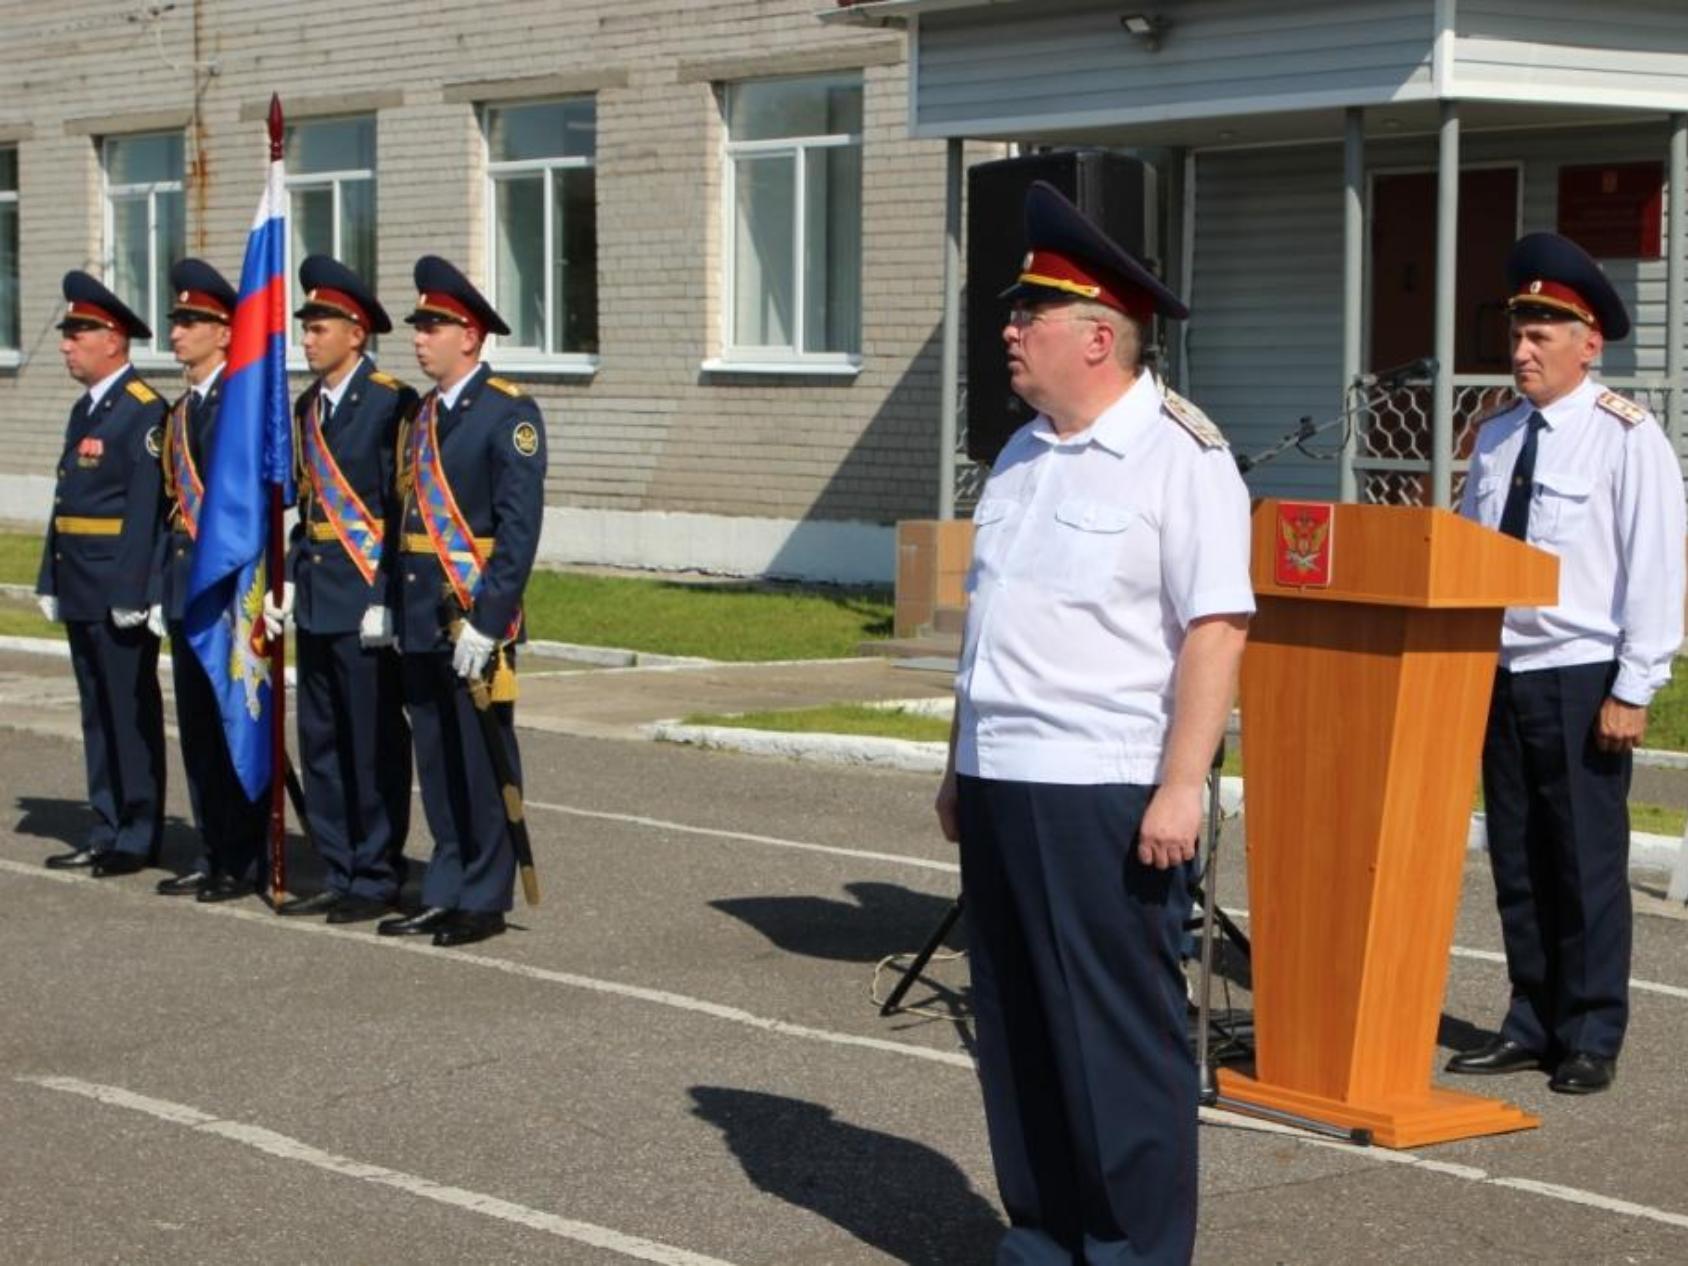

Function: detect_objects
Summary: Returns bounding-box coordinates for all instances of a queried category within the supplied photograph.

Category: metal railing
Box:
[1353,373,1679,506]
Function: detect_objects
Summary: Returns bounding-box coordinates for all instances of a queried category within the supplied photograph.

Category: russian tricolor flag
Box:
[184,112,294,802]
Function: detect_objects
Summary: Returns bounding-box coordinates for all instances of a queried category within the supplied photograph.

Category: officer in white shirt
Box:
[1451,232,1686,1095]
[934,181,1253,1265]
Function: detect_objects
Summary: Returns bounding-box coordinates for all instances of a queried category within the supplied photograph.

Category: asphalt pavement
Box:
[0,647,1685,1264]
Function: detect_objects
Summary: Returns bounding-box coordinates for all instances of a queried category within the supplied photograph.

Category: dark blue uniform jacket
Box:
[37,367,166,621]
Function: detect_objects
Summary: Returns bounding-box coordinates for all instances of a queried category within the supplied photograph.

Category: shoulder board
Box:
[367,369,405,391]
[126,380,159,405]
[1473,395,1521,427]
[1161,389,1226,449]
[486,376,524,398]
[1596,391,1648,428]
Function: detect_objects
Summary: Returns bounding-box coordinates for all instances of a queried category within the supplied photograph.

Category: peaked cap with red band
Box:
[1505,231,1630,342]
[167,258,237,325]
[296,254,393,334]
[1000,180,1188,323]
[57,271,152,339]
[404,255,511,339]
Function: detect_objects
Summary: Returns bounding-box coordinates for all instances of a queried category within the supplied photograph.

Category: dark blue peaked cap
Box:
[296,254,393,334]
[1505,231,1630,343]
[405,255,510,338]
[59,271,152,338]
[1000,180,1188,322]
[167,258,237,324]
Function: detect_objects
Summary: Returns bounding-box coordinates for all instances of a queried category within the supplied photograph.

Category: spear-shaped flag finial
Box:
[267,94,283,161]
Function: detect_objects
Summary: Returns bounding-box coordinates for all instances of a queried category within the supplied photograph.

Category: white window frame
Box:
[101,132,184,365]
[481,100,599,377]
[710,80,863,377]
[284,117,377,368]
[0,146,17,367]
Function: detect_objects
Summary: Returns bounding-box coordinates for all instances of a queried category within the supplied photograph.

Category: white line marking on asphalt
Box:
[1200,1107,1688,1229]
[1223,908,1688,1003]
[524,798,962,876]
[19,1075,744,1266]
[0,857,972,1071]
[9,861,1688,1236]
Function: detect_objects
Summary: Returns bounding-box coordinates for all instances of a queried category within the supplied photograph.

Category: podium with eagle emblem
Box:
[1218,501,1559,1148]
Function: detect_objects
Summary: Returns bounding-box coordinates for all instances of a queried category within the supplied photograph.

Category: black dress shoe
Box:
[44,847,101,870]
[91,852,148,877]
[156,870,210,896]
[1444,1036,1546,1075]
[431,911,507,948]
[325,896,394,925]
[196,874,258,904]
[1550,1052,1616,1095]
[277,891,343,917]
[377,907,451,937]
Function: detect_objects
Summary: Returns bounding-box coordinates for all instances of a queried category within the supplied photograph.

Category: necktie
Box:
[1497,411,1547,541]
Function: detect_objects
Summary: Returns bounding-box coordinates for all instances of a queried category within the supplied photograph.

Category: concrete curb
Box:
[651,725,1681,872]
[648,721,949,772]
[524,638,716,669]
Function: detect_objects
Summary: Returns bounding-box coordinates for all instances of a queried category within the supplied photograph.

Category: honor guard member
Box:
[933,183,1253,1265]
[1451,233,1686,1095]
[263,256,415,922]
[154,259,269,902]
[377,256,545,948]
[37,273,168,876]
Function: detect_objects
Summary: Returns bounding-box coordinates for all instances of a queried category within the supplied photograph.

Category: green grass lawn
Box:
[0,530,892,663]
[682,702,951,742]
[0,605,60,639]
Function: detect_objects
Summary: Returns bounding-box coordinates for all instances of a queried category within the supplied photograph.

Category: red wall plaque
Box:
[1557,163,1663,260]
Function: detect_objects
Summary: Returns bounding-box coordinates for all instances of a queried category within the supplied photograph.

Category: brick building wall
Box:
[0,0,999,580]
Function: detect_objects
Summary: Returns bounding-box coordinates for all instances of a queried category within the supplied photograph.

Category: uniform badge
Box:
[1274,501,1335,588]
[1022,251,1034,270]
[512,421,540,457]
[1529,280,1543,295]
[76,436,105,468]
[145,426,162,458]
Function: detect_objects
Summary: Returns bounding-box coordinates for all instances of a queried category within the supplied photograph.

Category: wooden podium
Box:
[1216,501,1558,1148]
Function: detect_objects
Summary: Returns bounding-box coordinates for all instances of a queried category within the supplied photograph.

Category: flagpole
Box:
[266,94,289,909]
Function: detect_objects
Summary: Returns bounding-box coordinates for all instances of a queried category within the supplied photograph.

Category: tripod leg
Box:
[1195,747,1225,1097]
[879,895,966,1016]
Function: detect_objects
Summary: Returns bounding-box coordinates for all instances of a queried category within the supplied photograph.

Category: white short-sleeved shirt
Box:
[955,372,1256,785]
[1457,374,1687,706]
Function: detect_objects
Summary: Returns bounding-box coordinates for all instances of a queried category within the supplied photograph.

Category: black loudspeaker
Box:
[966,150,1151,464]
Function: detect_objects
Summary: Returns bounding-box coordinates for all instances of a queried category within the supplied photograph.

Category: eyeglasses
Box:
[1006,306,1102,330]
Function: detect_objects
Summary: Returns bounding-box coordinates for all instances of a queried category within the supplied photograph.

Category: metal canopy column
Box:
[1341,108,1364,502]
[938,137,963,519]
[1668,114,1685,451]
[1431,102,1460,507]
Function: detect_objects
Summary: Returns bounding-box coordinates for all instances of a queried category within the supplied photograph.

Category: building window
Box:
[483,99,598,360]
[285,116,377,333]
[0,147,17,356]
[102,132,184,355]
[723,75,863,364]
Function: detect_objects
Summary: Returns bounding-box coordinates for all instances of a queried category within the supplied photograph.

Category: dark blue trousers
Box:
[66,619,165,859]
[169,624,265,882]
[296,630,411,902]
[1482,662,1632,1059]
[403,652,519,913]
[958,777,1197,1266]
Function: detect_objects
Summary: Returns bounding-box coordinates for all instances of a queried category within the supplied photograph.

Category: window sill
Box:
[488,356,600,381]
[131,352,183,379]
[0,350,20,372]
[700,357,861,379]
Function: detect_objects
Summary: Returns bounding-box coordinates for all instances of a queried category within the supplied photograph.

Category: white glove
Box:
[111,607,147,630]
[37,595,59,623]
[359,605,394,649]
[451,621,496,680]
[261,581,296,640]
[146,604,166,640]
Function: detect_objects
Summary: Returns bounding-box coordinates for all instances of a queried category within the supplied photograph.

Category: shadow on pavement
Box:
[710,881,965,964]
[690,1085,1003,1265]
